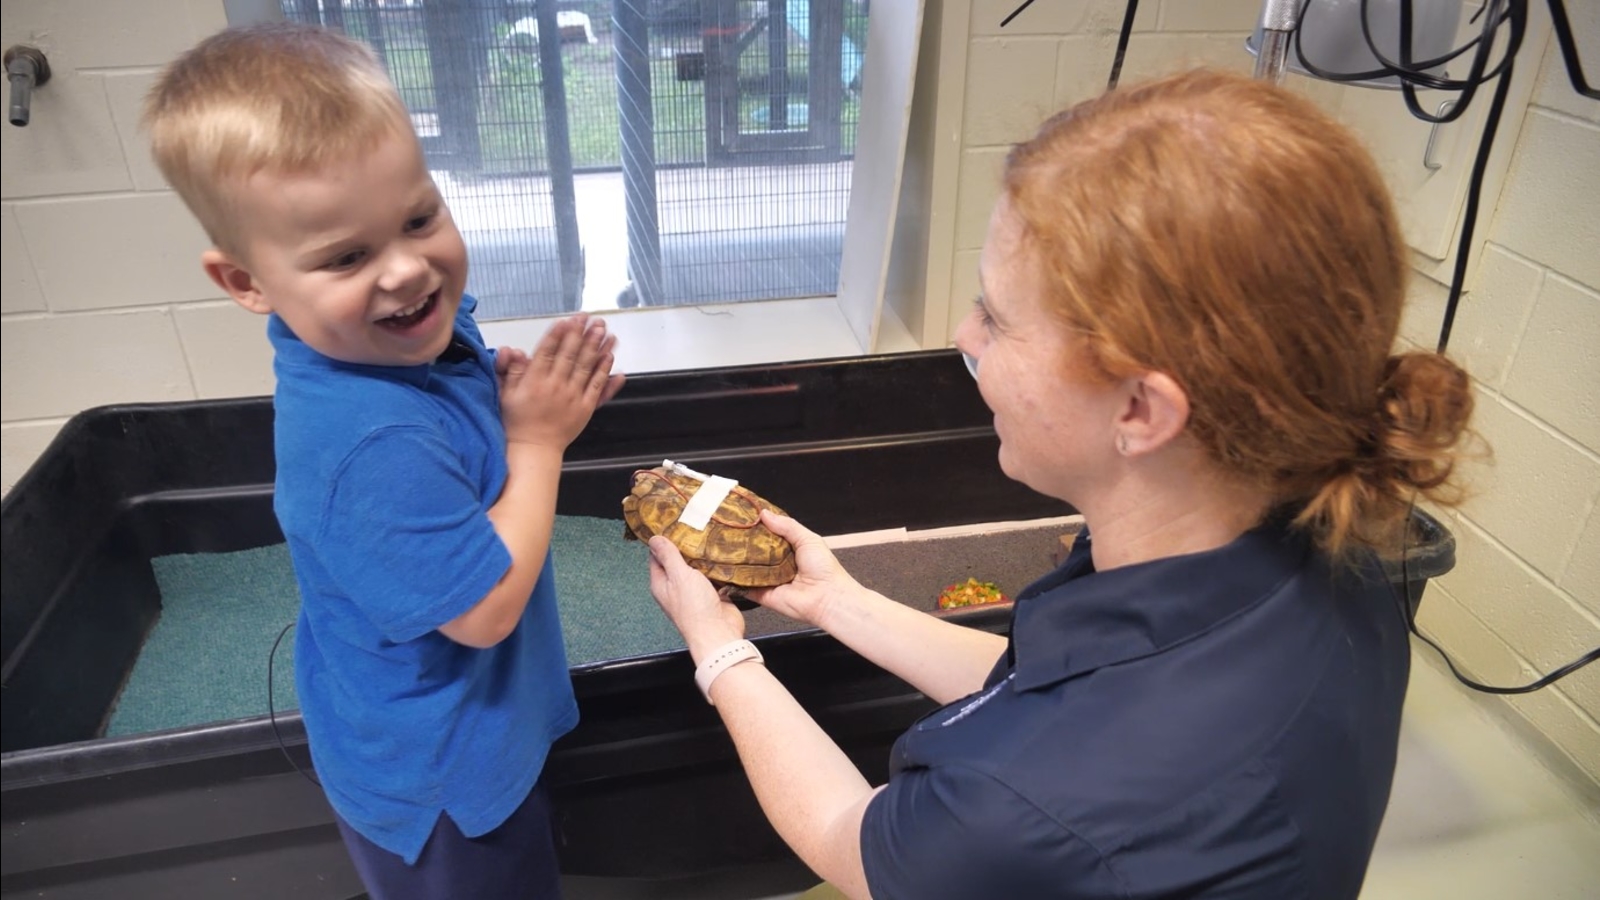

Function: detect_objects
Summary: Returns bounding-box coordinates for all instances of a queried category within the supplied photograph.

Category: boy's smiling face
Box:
[204,129,468,367]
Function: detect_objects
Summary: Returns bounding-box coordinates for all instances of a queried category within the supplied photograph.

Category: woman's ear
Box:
[202,248,271,315]
[1117,371,1190,456]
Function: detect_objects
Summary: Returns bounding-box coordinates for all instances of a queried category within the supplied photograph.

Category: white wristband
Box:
[693,639,765,705]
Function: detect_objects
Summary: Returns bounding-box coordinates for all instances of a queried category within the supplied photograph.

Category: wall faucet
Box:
[5,45,51,127]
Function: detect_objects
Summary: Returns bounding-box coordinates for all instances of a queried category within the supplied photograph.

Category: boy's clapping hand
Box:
[495,314,624,451]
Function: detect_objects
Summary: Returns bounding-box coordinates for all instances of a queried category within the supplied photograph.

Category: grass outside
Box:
[385,44,435,113]
[481,39,712,172]
[378,24,861,175]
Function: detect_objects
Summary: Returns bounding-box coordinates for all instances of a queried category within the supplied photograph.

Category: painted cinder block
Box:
[964,37,1062,145]
[6,0,228,70]
[16,193,220,312]
[1159,0,1265,33]
[953,146,1007,251]
[0,308,196,420]
[1416,577,1600,783]
[1456,388,1599,583]
[1562,505,1599,618]
[103,72,170,192]
[0,73,135,199]
[1489,111,1600,290]
[1502,273,1600,450]
[173,302,276,400]
[1,419,66,495]
[1438,514,1600,717]
[1448,244,1544,391]
[1,204,46,313]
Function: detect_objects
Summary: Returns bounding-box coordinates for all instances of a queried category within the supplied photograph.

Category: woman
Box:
[645,68,1472,899]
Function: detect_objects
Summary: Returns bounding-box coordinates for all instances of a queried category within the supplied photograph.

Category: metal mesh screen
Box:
[281,0,865,318]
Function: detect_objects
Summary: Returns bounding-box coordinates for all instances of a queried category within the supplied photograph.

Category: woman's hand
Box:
[647,536,746,660]
[743,510,861,629]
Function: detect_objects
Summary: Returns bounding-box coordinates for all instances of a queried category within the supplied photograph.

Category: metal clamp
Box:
[1423,100,1457,171]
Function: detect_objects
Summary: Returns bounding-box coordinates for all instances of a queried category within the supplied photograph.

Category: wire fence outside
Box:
[280,0,866,316]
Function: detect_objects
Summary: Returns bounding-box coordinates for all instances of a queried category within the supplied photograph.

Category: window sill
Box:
[479,297,919,375]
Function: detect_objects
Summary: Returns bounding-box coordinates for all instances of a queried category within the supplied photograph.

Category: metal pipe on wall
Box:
[4,45,50,127]
[1253,0,1303,83]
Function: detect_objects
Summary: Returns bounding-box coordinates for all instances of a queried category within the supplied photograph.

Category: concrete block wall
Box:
[942,0,1285,338]
[1397,30,1600,782]
[1,0,273,492]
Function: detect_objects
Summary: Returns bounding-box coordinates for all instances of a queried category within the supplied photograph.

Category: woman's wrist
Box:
[686,626,747,665]
[693,638,765,704]
[811,581,863,635]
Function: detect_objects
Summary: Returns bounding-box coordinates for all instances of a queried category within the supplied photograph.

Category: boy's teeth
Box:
[381,294,434,325]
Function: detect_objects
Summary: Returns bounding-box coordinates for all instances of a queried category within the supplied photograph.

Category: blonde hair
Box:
[144,22,413,255]
[1004,69,1473,558]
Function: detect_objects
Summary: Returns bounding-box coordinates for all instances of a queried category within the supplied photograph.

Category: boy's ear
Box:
[202,248,271,315]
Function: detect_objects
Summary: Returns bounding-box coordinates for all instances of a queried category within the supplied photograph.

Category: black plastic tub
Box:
[0,349,1453,898]
[1,350,1064,897]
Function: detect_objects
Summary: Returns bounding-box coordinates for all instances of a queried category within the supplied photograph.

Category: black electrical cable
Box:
[1395,1,1523,124]
[1284,0,1543,352]
[1107,0,1141,90]
[1006,0,1590,105]
[1400,499,1600,694]
[1003,0,1139,90]
[268,620,321,787]
[1546,0,1599,99]
[999,0,1038,30]
[1290,0,1523,123]
[1289,0,1483,83]
[1436,51,1516,353]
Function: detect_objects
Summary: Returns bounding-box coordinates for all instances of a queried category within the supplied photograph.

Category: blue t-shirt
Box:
[269,297,578,864]
[861,517,1410,899]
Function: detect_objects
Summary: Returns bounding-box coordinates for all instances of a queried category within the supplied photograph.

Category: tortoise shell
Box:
[621,466,797,588]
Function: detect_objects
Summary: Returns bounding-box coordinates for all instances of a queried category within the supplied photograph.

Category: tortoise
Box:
[622,463,798,590]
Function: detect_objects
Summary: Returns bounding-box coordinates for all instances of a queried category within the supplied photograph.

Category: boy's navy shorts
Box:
[334,779,562,899]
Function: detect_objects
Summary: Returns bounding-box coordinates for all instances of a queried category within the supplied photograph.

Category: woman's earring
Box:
[1117,433,1129,455]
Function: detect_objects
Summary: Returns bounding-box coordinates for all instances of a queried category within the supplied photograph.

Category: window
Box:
[274,0,921,371]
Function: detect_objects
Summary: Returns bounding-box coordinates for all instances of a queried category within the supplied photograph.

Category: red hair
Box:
[1004,69,1472,557]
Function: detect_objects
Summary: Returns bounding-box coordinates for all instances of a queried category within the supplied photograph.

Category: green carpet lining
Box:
[106,516,1069,738]
[107,516,673,737]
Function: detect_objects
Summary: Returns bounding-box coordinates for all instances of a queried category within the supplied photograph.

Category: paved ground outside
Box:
[436,160,852,318]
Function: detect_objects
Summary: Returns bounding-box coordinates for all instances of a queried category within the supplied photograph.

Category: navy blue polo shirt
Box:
[861,516,1410,899]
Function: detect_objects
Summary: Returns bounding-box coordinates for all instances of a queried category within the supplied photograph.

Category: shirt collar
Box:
[1008,513,1312,692]
[266,309,477,389]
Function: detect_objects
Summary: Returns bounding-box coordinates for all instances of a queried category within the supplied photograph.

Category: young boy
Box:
[145,23,624,897]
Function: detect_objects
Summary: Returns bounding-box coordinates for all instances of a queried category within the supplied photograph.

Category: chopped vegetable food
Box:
[937,578,1009,610]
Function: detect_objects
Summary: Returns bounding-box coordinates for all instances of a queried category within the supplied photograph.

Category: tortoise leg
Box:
[716,583,761,612]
